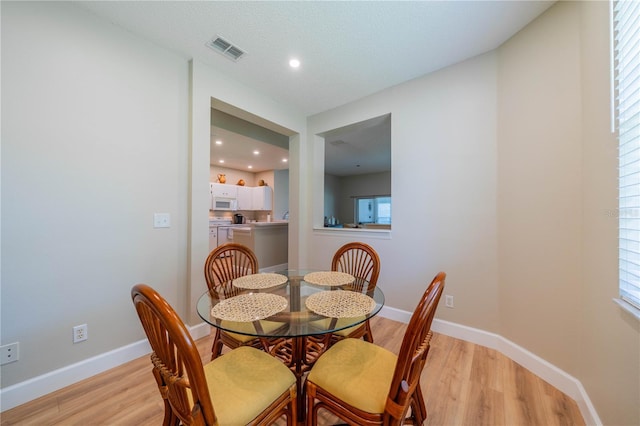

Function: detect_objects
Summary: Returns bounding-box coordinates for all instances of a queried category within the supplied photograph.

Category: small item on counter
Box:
[267,214,271,222]
[237,179,245,186]
[217,173,226,183]
[258,179,265,186]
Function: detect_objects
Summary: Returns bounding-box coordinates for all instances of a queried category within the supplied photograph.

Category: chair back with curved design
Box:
[131,284,216,426]
[331,242,380,293]
[384,271,445,424]
[324,242,381,343]
[305,272,445,426]
[204,243,258,296]
[204,243,274,359]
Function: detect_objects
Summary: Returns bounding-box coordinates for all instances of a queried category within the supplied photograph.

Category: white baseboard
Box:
[379,304,412,323]
[420,317,601,426]
[0,323,212,413]
[259,263,288,273]
[1,314,601,426]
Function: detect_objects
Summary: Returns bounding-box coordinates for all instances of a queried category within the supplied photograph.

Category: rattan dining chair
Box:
[329,241,381,342]
[131,284,297,426]
[305,272,446,426]
[204,243,285,360]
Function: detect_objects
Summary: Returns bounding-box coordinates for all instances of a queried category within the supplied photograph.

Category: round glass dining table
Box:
[196,269,384,422]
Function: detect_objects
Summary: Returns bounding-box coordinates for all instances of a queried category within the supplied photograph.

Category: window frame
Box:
[355,195,391,225]
[613,0,640,318]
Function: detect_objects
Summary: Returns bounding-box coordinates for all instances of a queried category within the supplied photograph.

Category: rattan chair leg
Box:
[363,320,374,343]
[210,328,224,360]
[413,384,427,424]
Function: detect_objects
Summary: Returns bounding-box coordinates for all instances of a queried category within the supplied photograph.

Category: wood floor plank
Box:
[537,376,586,426]
[463,380,505,426]
[0,317,584,426]
[503,356,548,426]
[423,338,475,426]
[469,344,504,393]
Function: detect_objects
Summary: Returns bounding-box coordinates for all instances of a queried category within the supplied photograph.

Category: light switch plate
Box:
[153,213,171,228]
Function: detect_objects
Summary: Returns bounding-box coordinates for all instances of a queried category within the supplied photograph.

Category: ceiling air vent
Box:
[206,36,245,61]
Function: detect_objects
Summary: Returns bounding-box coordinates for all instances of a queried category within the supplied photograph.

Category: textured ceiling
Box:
[76,1,555,117]
[74,1,555,175]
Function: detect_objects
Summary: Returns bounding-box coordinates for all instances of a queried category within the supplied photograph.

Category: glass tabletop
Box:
[196,269,385,338]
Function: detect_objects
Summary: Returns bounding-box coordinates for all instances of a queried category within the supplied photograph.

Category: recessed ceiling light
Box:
[282,158,288,163]
[253,150,260,155]
[248,165,253,169]
[219,159,225,164]
[215,140,222,145]
[289,58,300,68]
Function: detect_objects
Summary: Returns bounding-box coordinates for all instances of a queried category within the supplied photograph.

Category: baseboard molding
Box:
[375,308,600,425]
[0,323,212,413]
[428,318,602,426]
[379,304,412,323]
[259,263,288,273]
[0,314,601,426]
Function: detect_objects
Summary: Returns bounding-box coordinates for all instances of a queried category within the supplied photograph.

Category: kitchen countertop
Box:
[253,221,288,227]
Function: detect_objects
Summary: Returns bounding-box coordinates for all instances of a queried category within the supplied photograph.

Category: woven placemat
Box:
[305,290,375,318]
[233,273,288,290]
[210,293,288,322]
[304,271,355,287]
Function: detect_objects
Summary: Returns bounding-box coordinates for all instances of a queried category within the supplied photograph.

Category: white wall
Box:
[189,61,306,323]
[2,2,638,424]
[499,3,638,424]
[323,174,340,220]
[1,1,189,386]
[579,2,640,424]
[306,2,639,424]
[210,165,257,187]
[497,0,583,375]
[307,52,500,330]
[0,0,307,396]
[337,171,391,224]
[273,169,289,221]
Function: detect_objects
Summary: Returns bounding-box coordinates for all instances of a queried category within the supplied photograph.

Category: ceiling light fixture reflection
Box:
[253,150,260,155]
[289,58,300,68]
[248,165,253,169]
[282,158,288,163]
[215,140,222,145]
[219,159,225,164]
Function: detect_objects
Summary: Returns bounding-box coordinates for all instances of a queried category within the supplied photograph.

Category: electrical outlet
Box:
[73,324,88,343]
[445,295,454,308]
[153,213,171,228]
[1,342,19,365]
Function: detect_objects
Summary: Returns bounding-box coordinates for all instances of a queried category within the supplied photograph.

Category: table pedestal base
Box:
[271,336,328,423]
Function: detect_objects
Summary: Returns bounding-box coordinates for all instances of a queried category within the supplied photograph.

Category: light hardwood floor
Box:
[0,316,584,425]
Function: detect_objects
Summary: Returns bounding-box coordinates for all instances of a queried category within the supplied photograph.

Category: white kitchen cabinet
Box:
[252,186,272,211]
[211,183,237,199]
[236,186,253,210]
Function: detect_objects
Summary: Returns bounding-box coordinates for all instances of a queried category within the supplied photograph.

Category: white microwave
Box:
[212,197,237,211]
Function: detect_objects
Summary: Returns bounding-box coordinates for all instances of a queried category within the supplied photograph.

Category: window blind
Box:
[615,0,640,309]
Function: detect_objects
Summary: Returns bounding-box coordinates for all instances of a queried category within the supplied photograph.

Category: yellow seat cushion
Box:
[307,338,397,414]
[334,316,366,337]
[310,316,366,336]
[203,346,295,424]
[220,319,285,343]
